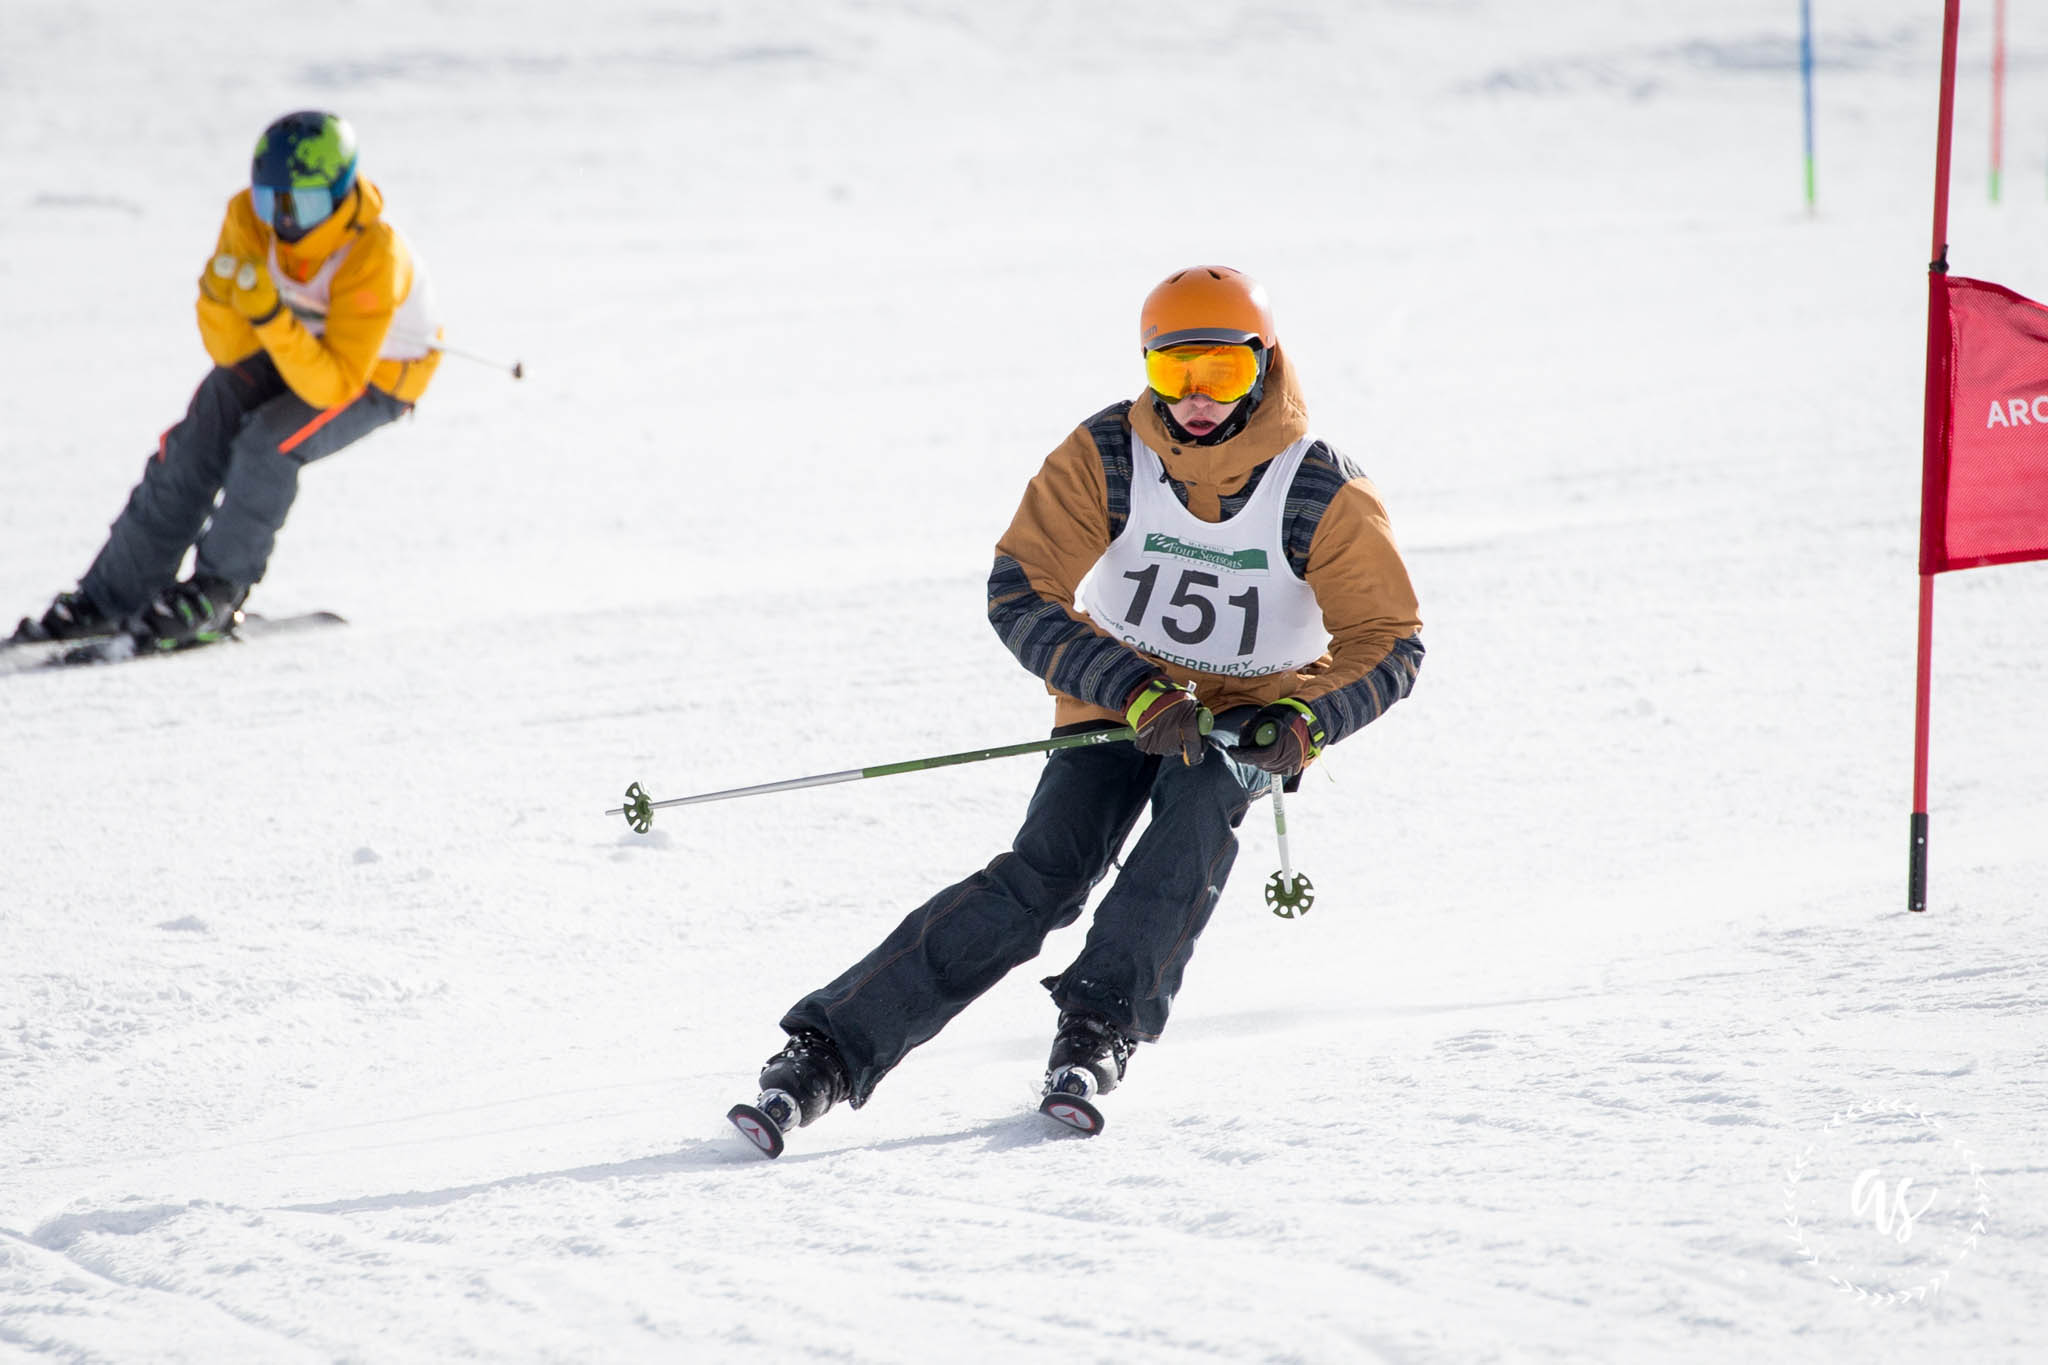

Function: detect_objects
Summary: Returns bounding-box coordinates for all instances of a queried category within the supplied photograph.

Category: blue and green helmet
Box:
[250,111,358,242]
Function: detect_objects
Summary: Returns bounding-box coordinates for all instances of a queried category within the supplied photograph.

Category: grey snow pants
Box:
[781,715,1271,1105]
[79,353,408,617]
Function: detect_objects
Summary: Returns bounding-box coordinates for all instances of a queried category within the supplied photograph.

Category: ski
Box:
[728,1090,1103,1157]
[2,610,347,673]
[0,629,115,674]
[1038,1091,1106,1136]
[728,1102,788,1159]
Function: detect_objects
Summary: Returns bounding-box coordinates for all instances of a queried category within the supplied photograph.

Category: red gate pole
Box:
[1910,575,1935,911]
[1912,0,1964,914]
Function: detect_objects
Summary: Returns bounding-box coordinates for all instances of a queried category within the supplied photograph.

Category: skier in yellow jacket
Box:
[13,110,439,650]
[730,266,1423,1156]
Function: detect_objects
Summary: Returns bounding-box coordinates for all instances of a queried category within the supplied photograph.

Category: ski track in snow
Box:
[4,1,2046,1361]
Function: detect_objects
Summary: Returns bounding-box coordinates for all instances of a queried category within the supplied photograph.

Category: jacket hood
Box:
[1128,343,1311,519]
[276,176,385,279]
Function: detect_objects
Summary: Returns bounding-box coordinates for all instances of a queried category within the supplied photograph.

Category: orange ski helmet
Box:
[1139,265,1277,352]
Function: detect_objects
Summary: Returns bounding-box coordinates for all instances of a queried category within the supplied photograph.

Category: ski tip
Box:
[728,1102,787,1158]
[1038,1091,1106,1136]
[241,609,349,627]
[57,634,138,666]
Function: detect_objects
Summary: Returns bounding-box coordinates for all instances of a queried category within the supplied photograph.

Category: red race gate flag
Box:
[1923,276,2048,573]
[1908,1,2048,916]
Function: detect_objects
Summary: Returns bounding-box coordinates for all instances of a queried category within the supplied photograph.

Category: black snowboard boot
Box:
[754,1029,852,1131]
[1043,1010,1135,1100]
[13,588,115,643]
[126,575,246,649]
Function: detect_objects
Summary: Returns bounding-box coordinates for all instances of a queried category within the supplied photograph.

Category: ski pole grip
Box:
[1251,719,1279,748]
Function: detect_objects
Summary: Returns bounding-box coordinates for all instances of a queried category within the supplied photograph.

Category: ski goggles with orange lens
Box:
[1143,343,1262,403]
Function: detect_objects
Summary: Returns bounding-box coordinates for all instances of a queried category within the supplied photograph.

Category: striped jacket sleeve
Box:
[1284,442,1424,747]
[988,405,1157,711]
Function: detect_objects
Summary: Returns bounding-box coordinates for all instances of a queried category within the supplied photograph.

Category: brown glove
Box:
[1124,677,1213,766]
[1235,698,1325,776]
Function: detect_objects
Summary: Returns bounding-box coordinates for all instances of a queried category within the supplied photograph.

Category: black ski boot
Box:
[1039,1010,1135,1136]
[12,589,115,644]
[728,1029,851,1158]
[127,575,246,651]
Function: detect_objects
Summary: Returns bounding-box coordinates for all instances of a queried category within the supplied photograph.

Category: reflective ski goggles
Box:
[251,183,338,233]
[1143,343,1261,403]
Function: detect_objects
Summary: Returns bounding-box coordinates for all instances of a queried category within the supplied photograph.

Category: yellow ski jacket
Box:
[197,176,439,407]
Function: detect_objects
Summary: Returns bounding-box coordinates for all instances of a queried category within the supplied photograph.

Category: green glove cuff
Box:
[1125,678,1215,737]
[1125,677,1177,729]
[1271,697,1326,758]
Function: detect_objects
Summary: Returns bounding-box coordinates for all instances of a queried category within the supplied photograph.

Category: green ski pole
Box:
[611,723,1186,833]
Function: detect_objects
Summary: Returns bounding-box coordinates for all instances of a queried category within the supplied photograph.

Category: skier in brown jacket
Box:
[731,265,1423,1156]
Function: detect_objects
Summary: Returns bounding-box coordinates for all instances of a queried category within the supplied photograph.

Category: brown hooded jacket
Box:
[993,345,1422,732]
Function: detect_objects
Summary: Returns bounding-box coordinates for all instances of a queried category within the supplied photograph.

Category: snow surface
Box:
[3,1,2045,1361]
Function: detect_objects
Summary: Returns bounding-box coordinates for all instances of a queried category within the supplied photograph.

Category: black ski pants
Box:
[80,354,408,618]
[782,715,1270,1105]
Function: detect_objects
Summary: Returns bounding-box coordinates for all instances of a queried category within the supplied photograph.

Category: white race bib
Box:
[269,233,441,361]
[1078,436,1328,677]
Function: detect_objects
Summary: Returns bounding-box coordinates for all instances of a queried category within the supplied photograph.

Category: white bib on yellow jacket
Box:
[267,236,441,361]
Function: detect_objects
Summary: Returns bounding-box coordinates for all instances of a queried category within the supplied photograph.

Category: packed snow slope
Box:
[2,2,2044,1361]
